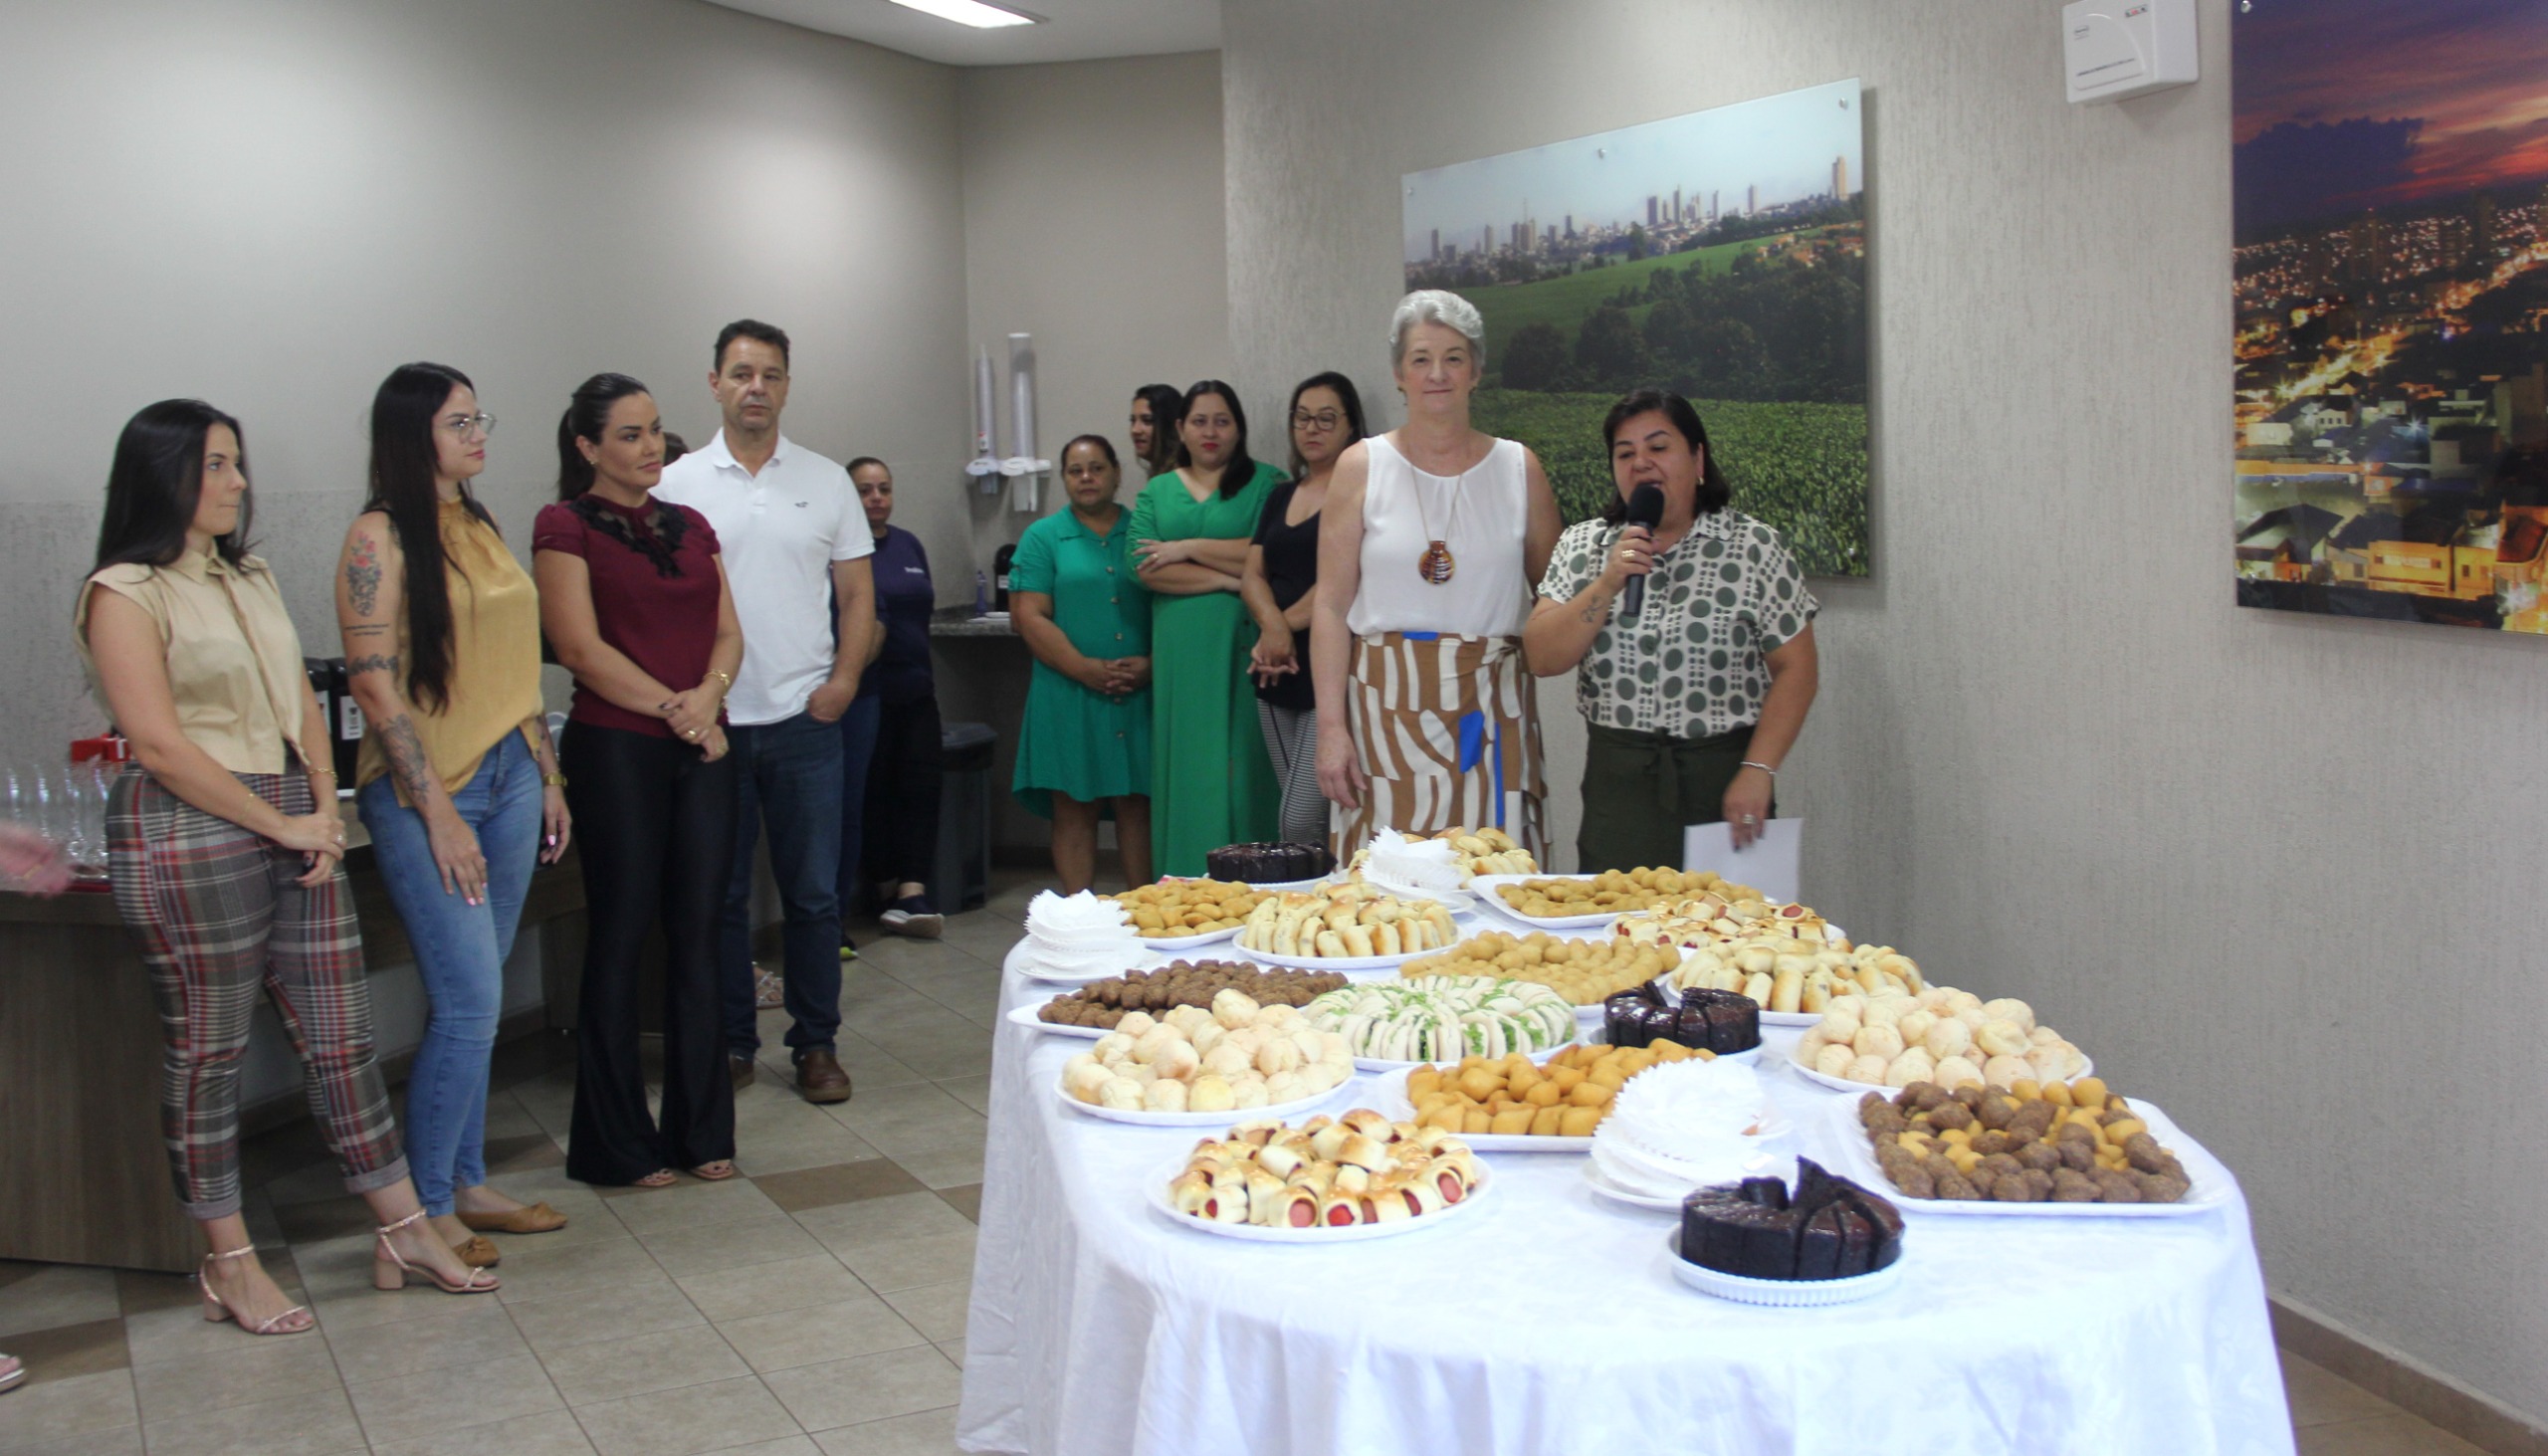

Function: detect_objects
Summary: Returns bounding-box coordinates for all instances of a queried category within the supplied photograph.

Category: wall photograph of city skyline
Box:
[2233,0,2548,633]
[1402,80,1869,576]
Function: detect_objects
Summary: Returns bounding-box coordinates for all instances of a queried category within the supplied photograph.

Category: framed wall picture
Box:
[1402,79,1869,577]
[2233,0,2548,633]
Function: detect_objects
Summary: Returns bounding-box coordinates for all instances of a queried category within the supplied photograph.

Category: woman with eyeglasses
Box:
[80,400,496,1339]
[1241,372,1365,847]
[534,373,743,1189]
[334,364,572,1268]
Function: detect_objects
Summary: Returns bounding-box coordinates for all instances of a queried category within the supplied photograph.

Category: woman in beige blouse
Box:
[82,399,494,1339]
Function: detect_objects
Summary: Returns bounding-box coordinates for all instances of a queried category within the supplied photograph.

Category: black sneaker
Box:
[880,894,945,939]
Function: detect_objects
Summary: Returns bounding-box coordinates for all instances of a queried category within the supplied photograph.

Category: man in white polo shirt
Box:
[655,319,876,1105]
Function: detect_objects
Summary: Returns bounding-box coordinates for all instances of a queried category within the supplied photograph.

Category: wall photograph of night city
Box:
[1402,79,1869,577]
[2234,0,2548,633]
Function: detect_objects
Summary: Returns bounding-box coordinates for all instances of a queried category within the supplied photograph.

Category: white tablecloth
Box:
[957,925,2294,1456]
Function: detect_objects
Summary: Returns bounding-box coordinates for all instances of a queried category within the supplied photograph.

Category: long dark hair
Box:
[555,373,654,502]
[1597,388,1731,522]
[367,363,493,712]
[1285,370,1367,478]
[555,373,690,576]
[1133,383,1182,478]
[95,399,256,572]
[1174,380,1262,499]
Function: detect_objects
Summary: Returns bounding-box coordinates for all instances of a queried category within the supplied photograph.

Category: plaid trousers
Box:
[108,766,407,1219]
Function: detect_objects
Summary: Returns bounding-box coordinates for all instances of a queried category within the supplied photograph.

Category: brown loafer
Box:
[450,1234,502,1269]
[794,1049,853,1104]
[730,1055,756,1091]
[455,1201,569,1235]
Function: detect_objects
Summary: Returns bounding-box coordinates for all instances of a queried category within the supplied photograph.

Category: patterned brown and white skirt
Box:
[1337,631,1545,863]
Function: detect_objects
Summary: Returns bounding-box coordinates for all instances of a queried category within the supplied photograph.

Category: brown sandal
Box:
[689,1160,739,1181]
[456,1201,569,1234]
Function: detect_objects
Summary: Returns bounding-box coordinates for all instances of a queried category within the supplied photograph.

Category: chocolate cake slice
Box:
[1679,1158,1905,1281]
[1204,842,1335,884]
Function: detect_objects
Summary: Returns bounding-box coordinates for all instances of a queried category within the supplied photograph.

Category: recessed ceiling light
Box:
[886,0,1038,27]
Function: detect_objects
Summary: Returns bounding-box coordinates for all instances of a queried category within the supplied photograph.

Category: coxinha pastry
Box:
[1166,1111,1481,1228]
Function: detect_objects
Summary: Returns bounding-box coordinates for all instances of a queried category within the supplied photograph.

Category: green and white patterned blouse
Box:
[1537,510,1818,739]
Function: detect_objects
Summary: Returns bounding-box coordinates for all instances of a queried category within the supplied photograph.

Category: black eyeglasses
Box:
[1291,410,1343,430]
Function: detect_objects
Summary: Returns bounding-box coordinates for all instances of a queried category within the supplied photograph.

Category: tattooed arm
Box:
[336,512,490,901]
[1523,523,1647,678]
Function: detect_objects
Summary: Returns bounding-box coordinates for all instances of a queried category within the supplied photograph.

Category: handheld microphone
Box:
[1620,484,1665,618]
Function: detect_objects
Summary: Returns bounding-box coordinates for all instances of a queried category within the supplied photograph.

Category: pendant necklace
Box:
[1412,461,1463,585]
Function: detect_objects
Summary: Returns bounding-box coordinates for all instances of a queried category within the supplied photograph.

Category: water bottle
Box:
[972,569,990,617]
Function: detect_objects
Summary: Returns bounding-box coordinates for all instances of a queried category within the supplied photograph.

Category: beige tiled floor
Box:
[0,875,2502,1456]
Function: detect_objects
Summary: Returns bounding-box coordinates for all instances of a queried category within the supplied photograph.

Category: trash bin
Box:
[933,722,996,913]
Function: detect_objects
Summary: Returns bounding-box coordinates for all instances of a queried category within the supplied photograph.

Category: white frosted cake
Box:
[1021,891,1145,979]
[1589,1057,1783,1198]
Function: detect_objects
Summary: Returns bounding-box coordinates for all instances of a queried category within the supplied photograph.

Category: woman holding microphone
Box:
[1524,389,1818,871]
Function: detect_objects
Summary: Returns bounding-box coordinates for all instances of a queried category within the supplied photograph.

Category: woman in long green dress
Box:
[1129,381,1284,876]
[1011,436,1154,893]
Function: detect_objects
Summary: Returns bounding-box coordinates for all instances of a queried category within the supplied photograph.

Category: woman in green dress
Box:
[1011,436,1155,893]
[1129,381,1284,876]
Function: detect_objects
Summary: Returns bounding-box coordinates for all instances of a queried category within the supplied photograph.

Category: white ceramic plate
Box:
[1468,874,1632,931]
[1356,869,1476,914]
[1056,1075,1347,1128]
[1138,925,1244,952]
[1361,1066,1592,1151]
[1814,1096,2230,1219]
[1785,1042,2093,1097]
[1005,1003,1113,1038]
[1666,1230,1904,1306]
[1240,942,1441,973]
[1146,1152,1495,1241]
[1348,1033,1580,1075]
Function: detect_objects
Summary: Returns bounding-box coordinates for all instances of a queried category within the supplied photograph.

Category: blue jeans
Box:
[721,710,845,1058]
[833,694,882,916]
[361,732,542,1215]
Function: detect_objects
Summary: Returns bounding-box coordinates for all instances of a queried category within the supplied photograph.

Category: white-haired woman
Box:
[1310,290,1561,860]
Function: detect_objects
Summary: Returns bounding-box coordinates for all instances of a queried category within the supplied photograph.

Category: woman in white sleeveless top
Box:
[1310,290,1561,860]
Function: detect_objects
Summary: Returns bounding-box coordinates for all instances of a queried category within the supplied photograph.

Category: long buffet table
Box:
[957,905,2295,1456]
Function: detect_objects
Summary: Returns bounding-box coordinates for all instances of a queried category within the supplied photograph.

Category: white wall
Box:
[1225,0,2547,1426]
[0,0,970,746]
[948,51,1232,852]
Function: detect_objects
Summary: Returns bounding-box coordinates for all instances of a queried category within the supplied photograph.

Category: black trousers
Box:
[560,721,739,1183]
[862,694,944,892]
[1576,721,1764,875]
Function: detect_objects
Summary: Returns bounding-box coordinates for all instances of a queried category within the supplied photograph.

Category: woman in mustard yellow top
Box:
[336,364,576,1262]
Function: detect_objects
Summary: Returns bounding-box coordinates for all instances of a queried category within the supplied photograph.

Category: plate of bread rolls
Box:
[1235,884,1466,971]
[1148,1112,1494,1241]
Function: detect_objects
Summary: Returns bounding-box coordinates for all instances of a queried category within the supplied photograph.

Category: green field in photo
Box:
[1466,239,1761,354]
[1470,387,1869,578]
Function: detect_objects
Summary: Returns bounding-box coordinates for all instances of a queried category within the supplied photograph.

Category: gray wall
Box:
[945,50,1232,856]
[1225,0,2545,1426]
[0,0,970,747]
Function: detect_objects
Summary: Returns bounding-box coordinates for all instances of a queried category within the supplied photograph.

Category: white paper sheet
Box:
[1681,816,1801,903]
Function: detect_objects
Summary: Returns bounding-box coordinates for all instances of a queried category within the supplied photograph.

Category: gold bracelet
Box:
[705,670,734,691]
[541,772,568,788]
[307,766,338,779]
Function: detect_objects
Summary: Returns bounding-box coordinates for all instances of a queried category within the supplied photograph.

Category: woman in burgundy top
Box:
[532,373,744,1188]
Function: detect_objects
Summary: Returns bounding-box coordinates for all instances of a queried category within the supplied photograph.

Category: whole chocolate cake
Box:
[1604,982,1760,1056]
[1680,1158,1904,1281]
[1205,841,1336,885]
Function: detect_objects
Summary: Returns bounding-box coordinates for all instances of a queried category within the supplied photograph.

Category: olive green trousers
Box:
[1574,721,1764,873]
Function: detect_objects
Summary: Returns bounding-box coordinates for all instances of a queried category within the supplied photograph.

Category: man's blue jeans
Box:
[360,731,543,1214]
[721,709,847,1058]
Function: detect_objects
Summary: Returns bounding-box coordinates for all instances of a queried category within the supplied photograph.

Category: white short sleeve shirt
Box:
[654,429,874,726]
